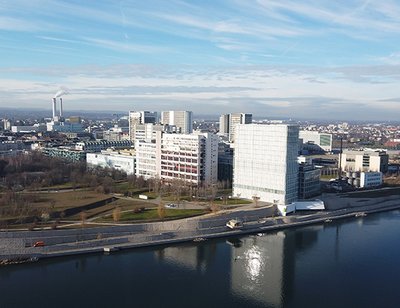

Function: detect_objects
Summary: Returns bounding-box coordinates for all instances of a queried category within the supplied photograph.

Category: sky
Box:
[0,0,400,120]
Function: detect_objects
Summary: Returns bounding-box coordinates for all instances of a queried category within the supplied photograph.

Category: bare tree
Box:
[112,206,121,222]
[157,200,166,220]
[80,211,87,226]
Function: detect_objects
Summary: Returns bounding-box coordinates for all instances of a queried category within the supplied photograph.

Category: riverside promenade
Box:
[2,196,400,263]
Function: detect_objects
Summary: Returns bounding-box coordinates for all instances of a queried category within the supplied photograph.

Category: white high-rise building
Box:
[218,114,230,137]
[160,132,218,185]
[135,132,162,179]
[161,111,193,134]
[129,111,158,141]
[219,113,252,142]
[233,124,299,204]
[134,123,165,142]
[135,132,218,185]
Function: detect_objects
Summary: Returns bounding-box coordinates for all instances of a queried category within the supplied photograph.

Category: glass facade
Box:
[233,124,299,204]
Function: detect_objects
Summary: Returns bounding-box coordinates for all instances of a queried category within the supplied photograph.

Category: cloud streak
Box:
[0,63,399,120]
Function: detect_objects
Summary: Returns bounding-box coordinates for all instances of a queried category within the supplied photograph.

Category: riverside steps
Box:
[2,195,400,262]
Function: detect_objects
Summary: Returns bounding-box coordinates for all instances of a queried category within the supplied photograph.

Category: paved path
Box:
[2,200,400,262]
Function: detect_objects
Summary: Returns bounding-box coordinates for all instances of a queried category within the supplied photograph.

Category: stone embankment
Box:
[1,195,400,263]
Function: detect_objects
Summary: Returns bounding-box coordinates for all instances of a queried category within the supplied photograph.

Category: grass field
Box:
[213,198,253,205]
[28,190,110,211]
[99,208,208,222]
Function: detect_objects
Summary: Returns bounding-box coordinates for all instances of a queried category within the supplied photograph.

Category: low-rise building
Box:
[86,149,136,175]
[299,130,333,152]
[341,149,389,173]
[360,172,383,188]
[42,147,86,162]
[75,140,132,152]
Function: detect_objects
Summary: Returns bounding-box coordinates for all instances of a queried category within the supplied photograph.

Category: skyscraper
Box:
[229,113,252,143]
[218,113,252,142]
[129,111,158,142]
[219,114,230,137]
[233,124,299,204]
[161,111,193,134]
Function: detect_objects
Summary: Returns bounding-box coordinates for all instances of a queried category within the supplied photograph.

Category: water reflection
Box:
[230,229,318,308]
[3,211,399,307]
[156,242,217,273]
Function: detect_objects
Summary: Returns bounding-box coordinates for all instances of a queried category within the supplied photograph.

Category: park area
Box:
[0,182,253,230]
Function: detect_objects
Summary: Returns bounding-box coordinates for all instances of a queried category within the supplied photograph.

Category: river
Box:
[1,210,400,308]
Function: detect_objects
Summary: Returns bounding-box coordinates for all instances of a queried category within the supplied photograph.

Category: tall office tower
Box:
[228,113,252,143]
[219,114,230,137]
[129,111,158,141]
[233,124,299,204]
[161,111,193,134]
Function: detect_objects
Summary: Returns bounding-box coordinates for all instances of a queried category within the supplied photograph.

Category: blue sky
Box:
[0,0,400,120]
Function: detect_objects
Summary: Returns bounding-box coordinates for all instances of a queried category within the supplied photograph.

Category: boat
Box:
[103,247,119,253]
[325,219,332,223]
[193,237,206,242]
[0,256,39,266]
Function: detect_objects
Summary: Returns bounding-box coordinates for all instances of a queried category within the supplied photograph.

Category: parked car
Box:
[226,219,243,229]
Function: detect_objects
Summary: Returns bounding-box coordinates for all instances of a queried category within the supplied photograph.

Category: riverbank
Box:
[1,198,400,264]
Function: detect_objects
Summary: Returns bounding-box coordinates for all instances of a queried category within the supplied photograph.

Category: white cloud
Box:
[0,63,399,120]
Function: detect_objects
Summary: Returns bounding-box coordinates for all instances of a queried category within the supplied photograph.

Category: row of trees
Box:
[0,152,128,191]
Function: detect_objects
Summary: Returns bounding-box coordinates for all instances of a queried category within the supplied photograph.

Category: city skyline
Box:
[1,1,400,120]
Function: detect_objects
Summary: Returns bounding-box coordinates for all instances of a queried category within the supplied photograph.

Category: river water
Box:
[1,210,400,308]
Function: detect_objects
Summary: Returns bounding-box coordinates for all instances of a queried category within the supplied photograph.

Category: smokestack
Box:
[59,97,63,118]
[52,97,57,119]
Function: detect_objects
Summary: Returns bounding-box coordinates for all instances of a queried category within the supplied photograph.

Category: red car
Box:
[33,241,45,247]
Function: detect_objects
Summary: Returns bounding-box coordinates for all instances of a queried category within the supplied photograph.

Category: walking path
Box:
[1,200,400,263]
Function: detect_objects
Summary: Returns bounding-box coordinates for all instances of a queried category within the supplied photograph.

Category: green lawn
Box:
[213,198,252,205]
[100,208,207,222]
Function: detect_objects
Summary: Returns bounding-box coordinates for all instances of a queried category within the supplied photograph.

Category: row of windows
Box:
[233,184,285,195]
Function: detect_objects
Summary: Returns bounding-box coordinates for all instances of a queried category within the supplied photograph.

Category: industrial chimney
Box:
[52,97,57,120]
[59,97,63,118]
